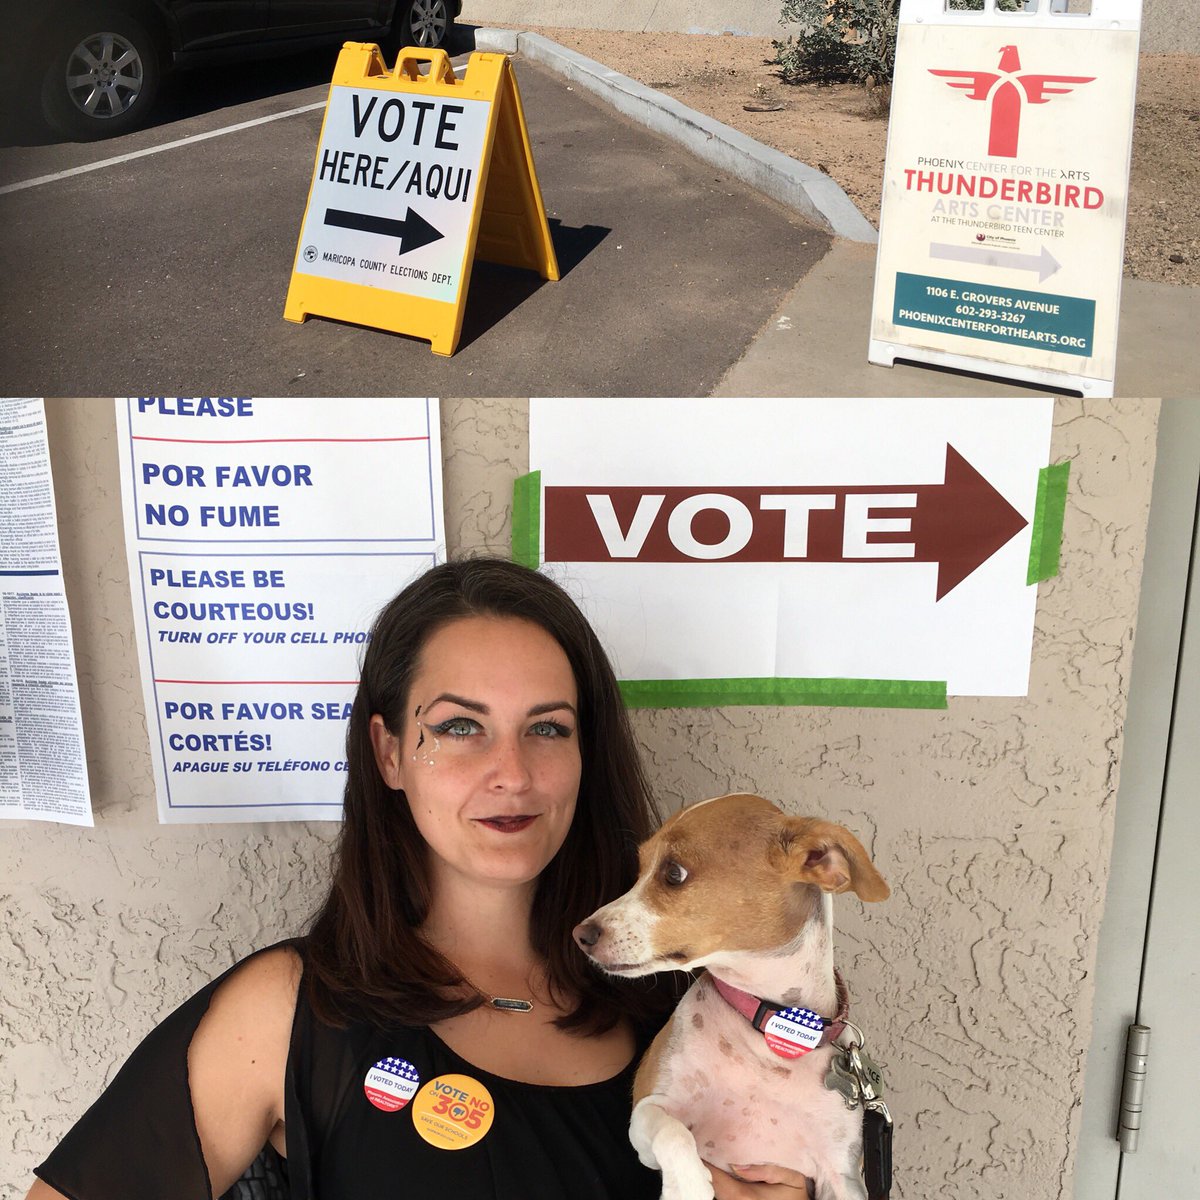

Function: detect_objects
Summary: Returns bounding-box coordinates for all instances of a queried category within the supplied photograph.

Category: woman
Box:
[28,558,807,1200]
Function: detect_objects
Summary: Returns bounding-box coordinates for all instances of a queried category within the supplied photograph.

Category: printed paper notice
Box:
[115,398,445,823]
[0,399,92,826]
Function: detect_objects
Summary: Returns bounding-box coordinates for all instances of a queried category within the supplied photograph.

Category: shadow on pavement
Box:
[457,262,546,351]
[891,357,1080,396]
[455,221,611,351]
[546,219,610,277]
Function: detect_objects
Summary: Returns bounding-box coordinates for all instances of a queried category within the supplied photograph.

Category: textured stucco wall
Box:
[460,1,1196,53]
[2,399,1158,1198]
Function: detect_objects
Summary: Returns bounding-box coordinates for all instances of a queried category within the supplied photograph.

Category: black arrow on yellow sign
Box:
[324,206,445,256]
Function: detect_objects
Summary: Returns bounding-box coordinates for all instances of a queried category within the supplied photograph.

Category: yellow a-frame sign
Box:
[284,45,559,356]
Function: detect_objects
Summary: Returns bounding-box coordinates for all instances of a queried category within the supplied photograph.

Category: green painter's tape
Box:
[619,677,947,710]
[511,471,541,570]
[1027,461,1070,585]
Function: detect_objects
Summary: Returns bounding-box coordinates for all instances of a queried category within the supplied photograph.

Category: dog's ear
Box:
[776,818,890,902]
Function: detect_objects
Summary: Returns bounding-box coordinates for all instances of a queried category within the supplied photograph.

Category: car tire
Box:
[40,9,161,140]
[396,0,453,50]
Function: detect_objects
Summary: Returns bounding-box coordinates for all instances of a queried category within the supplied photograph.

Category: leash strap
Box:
[863,1107,893,1199]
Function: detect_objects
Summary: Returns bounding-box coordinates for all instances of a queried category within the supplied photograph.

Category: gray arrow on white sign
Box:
[931,242,1062,283]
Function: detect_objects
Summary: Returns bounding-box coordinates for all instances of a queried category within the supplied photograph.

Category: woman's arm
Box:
[186,945,300,1193]
[25,945,300,1200]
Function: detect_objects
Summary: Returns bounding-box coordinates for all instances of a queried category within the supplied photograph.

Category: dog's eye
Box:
[662,860,688,887]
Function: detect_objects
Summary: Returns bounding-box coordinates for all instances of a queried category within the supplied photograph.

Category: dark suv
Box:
[9,0,461,140]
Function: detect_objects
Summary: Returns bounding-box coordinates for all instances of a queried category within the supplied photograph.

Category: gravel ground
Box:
[511,27,1199,287]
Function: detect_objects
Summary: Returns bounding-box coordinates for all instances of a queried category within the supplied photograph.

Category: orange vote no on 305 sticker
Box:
[411,1074,496,1150]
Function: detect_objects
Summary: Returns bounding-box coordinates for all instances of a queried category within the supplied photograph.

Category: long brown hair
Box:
[305,558,669,1033]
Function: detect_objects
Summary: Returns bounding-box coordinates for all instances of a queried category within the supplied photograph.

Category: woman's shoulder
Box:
[203,940,306,1036]
[190,941,306,1088]
[223,941,305,993]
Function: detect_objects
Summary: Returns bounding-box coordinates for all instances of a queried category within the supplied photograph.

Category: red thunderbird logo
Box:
[929,45,1094,158]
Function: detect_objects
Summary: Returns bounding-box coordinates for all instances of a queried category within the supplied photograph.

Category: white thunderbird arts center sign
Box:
[870,0,1142,396]
[528,398,1058,703]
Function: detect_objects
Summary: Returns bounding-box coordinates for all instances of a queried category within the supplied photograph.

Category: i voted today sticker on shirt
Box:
[762,1007,825,1059]
[364,1057,422,1112]
[411,1073,496,1150]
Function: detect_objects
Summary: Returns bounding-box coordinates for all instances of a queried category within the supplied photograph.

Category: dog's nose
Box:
[573,921,603,950]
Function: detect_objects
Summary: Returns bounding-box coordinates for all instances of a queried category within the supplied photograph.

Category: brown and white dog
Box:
[573,793,889,1200]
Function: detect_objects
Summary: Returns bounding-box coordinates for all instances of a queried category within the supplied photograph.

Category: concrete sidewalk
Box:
[481,29,1198,400]
[715,239,1199,399]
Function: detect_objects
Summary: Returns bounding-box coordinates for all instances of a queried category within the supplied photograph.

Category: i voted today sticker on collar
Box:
[364,1057,422,1112]
[762,1007,826,1059]
[411,1073,496,1150]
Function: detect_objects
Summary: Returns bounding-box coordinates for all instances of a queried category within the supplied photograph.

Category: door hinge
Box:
[1118,1024,1151,1152]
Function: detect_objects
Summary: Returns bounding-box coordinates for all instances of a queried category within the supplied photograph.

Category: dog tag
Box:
[824,1055,860,1110]
[851,1046,885,1099]
[862,1103,893,1199]
[762,1006,825,1058]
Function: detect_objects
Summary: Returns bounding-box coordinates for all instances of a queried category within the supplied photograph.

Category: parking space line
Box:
[0,101,328,197]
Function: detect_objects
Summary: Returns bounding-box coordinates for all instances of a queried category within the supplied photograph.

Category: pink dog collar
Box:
[710,970,850,1059]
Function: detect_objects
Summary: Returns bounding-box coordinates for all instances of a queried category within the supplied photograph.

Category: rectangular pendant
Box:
[490,997,534,1013]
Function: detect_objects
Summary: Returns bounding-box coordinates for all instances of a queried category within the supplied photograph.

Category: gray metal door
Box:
[1075,400,1200,1198]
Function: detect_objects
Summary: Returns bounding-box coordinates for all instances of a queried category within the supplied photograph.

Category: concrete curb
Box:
[472,28,879,244]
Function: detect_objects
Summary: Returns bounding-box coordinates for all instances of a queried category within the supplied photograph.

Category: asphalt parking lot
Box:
[0,33,830,397]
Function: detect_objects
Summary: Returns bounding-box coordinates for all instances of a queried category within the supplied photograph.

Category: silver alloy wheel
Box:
[64,31,144,119]
[407,0,448,47]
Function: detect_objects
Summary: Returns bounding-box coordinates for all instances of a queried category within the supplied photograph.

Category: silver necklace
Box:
[444,948,539,1014]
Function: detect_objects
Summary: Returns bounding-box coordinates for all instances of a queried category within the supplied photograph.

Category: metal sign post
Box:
[869,0,1142,396]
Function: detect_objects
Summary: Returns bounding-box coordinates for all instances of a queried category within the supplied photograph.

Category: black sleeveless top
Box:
[36,943,662,1200]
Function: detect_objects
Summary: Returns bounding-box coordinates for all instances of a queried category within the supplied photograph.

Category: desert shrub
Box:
[775,0,1027,86]
[773,1,899,85]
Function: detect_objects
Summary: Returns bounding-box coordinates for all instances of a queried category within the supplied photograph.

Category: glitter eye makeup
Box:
[411,727,441,766]
[410,703,442,767]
